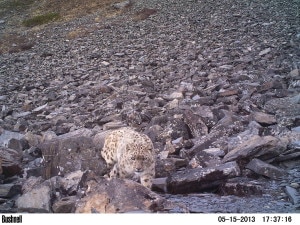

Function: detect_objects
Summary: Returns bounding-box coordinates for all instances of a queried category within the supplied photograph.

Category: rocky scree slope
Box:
[0,0,300,213]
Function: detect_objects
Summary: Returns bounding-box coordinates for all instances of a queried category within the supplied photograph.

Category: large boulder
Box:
[38,129,106,179]
[75,177,171,213]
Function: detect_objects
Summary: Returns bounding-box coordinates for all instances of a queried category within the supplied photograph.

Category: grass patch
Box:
[22,12,60,27]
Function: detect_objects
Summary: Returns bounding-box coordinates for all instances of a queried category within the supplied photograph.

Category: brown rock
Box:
[0,147,23,177]
[253,111,277,126]
[245,158,286,180]
[183,110,208,137]
[75,177,168,213]
[167,161,241,194]
[218,89,239,97]
[52,196,77,213]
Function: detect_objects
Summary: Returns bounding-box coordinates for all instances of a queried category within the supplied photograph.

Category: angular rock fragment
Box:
[0,147,23,177]
[252,111,277,126]
[167,161,240,194]
[16,184,51,213]
[223,135,286,163]
[39,130,106,179]
[285,186,299,205]
[0,130,24,148]
[219,178,263,196]
[183,110,208,137]
[245,158,286,180]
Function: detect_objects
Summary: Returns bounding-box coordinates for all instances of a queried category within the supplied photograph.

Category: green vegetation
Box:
[22,12,61,27]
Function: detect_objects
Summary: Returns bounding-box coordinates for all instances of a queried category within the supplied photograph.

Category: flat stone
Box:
[285,186,299,205]
[223,135,286,163]
[259,48,271,56]
[245,158,286,180]
[218,89,239,97]
[253,111,277,125]
[167,161,241,194]
[219,178,263,196]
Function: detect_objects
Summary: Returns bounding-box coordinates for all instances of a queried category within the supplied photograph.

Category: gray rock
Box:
[16,184,51,213]
[167,161,241,194]
[0,130,24,148]
[52,196,77,213]
[223,135,286,163]
[152,177,168,193]
[285,186,299,205]
[0,158,2,174]
[0,184,22,198]
[155,158,188,177]
[39,134,106,179]
[112,1,131,10]
[58,170,83,195]
[219,178,263,196]
[245,158,286,180]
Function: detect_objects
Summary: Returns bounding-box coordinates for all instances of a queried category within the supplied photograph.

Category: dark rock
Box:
[183,110,208,137]
[7,138,29,151]
[245,158,286,180]
[75,177,170,213]
[0,184,22,198]
[0,147,23,177]
[155,158,188,177]
[52,196,77,213]
[223,135,286,163]
[39,129,106,179]
[181,129,226,159]
[167,161,241,194]
[0,158,2,174]
[219,178,263,196]
[192,149,223,168]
